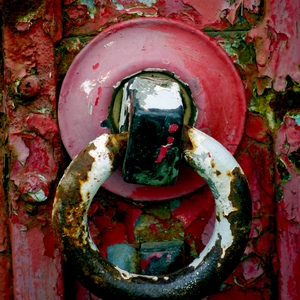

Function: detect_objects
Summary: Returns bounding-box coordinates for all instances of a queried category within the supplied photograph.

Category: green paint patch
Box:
[249,86,276,131]
[289,149,300,173]
[208,32,255,68]
[292,115,300,126]
[248,76,300,130]
[79,0,98,18]
[17,1,46,23]
[56,36,93,78]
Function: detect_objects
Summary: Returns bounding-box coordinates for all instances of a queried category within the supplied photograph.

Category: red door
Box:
[1,1,299,299]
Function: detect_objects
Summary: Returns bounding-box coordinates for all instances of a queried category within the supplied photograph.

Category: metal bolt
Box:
[18,75,41,98]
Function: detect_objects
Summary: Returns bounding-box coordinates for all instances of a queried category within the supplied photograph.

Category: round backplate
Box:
[58,18,246,201]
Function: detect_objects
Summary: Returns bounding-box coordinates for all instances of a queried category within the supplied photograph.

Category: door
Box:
[0,0,299,299]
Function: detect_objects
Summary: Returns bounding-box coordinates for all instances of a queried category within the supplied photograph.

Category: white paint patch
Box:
[130,77,183,110]
[88,95,94,115]
[79,135,114,251]
[112,0,125,10]
[80,79,96,95]
[142,83,182,110]
[104,41,114,48]
[115,266,159,281]
[97,71,111,84]
[80,135,113,202]
[184,127,242,268]
[28,189,47,202]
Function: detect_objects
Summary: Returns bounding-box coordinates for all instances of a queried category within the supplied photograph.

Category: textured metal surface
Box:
[122,76,184,186]
[52,127,251,300]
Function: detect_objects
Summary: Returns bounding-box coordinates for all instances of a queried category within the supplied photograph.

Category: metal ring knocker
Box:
[52,127,251,300]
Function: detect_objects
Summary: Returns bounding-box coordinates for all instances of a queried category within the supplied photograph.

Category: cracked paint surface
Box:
[1,1,64,299]
[275,116,300,299]
[1,0,300,299]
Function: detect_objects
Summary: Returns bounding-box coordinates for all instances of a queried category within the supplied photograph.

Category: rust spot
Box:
[181,126,194,151]
[211,160,216,168]
[86,191,90,200]
[226,171,232,177]
[53,130,251,299]
[228,167,252,222]
[18,75,41,99]
[106,132,128,168]
[215,170,221,176]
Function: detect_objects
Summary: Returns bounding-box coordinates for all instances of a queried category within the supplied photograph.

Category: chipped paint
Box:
[275,115,300,298]
[80,79,96,95]
[79,135,115,199]
[128,78,183,111]
[80,79,96,114]
[247,0,300,92]
[1,1,64,298]
[115,266,159,281]
[104,41,114,48]
[155,137,174,163]
[183,127,248,263]
[97,71,111,84]
[52,127,250,299]
[2,0,300,298]
[16,2,46,29]
[112,0,125,11]
[79,0,97,19]
[183,0,230,25]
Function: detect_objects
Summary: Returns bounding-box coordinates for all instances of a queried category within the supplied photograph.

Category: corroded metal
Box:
[18,75,41,99]
[52,127,251,300]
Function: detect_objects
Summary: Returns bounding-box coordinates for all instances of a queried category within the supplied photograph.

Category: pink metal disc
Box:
[58,18,246,201]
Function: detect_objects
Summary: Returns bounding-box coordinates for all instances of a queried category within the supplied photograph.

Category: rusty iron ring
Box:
[52,127,251,300]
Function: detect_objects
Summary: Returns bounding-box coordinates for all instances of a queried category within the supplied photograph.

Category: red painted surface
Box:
[0,54,13,299]
[1,1,64,299]
[276,117,300,299]
[58,18,246,201]
[248,0,300,92]
[1,0,300,299]
[155,136,175,164]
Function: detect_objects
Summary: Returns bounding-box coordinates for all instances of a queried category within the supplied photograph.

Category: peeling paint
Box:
[2,0,300,299]
[52,127,250,299]
[2,1,64,298]
[183,0,230,25]
[247,0,300,91]
[183,127,250,264]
